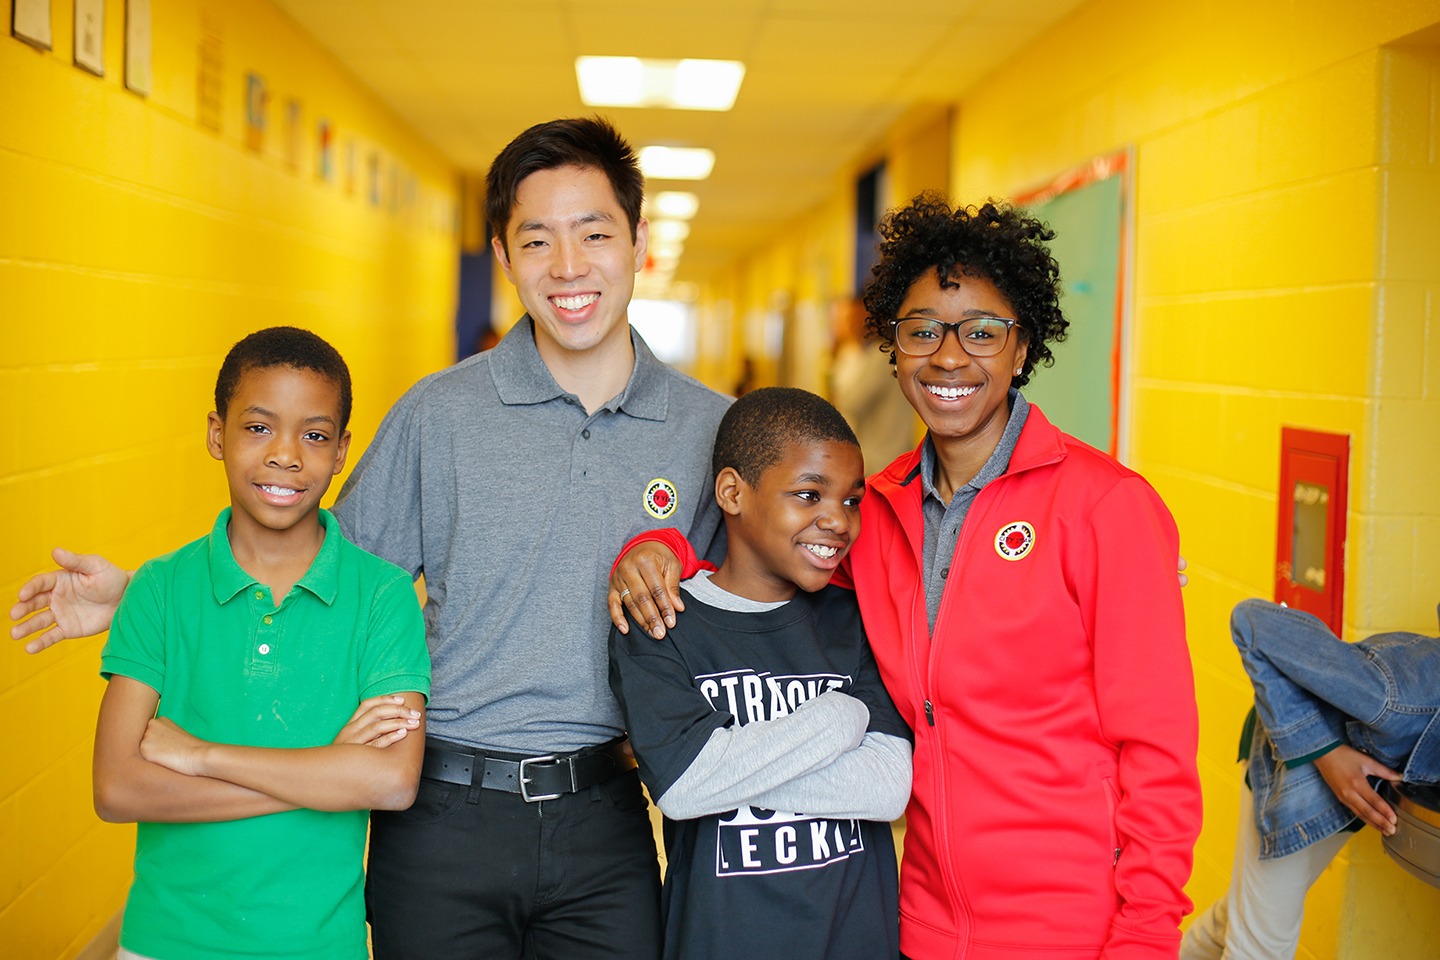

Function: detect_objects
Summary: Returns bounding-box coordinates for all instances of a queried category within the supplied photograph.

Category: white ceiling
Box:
[270,0,1086,285]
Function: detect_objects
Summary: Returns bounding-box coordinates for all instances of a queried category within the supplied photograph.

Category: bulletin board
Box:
[1012,151,1131,458]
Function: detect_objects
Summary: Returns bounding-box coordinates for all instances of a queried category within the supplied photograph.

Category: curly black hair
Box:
[861,194,1068,388]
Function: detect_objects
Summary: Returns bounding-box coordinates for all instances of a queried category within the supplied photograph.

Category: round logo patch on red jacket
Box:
[994,521,1036,561]
[645,478,678,520]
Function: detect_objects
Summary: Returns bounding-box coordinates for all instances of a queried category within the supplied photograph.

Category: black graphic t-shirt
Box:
[609,585,907,960]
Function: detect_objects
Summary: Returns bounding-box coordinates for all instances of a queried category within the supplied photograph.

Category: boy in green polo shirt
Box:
[92,326,431,960]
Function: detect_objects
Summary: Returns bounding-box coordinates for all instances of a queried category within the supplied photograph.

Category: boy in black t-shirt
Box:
[608,387,912,960]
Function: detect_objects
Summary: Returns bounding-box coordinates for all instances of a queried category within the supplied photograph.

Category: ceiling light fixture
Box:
[576,57,745,111]
[639,146,715,181]
[648,191,700,220]
[649,219,691,244]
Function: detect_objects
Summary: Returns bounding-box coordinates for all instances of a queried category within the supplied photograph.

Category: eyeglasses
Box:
[889,316,1022,358]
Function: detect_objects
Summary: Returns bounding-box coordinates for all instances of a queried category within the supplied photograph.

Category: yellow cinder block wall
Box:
[0,0,459,956]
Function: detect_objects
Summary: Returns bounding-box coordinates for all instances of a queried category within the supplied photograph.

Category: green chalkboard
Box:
[1016,158,1127,457]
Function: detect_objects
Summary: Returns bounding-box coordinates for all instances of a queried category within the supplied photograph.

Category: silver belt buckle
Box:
[519,754,568,803]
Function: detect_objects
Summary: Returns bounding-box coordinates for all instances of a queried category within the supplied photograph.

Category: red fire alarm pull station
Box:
[1274,427,1350,635]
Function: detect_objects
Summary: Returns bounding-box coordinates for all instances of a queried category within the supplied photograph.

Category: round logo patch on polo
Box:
[645,478,679,520]
[994,521,1036,561]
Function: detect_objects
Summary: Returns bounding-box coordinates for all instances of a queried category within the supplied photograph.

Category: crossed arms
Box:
[9,551,427,820]
[94,678,425,823]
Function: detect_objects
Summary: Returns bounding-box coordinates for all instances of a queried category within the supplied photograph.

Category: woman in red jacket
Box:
[613,194,1201,959]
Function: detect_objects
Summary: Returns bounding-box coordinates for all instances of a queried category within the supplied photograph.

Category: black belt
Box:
[421,738,625,802]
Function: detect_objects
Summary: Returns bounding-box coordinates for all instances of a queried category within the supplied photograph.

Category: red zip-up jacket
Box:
[842,406,1199,959]
[621,405,1200,959]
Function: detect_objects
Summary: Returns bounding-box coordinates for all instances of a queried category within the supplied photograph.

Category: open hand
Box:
[10,548,129,653]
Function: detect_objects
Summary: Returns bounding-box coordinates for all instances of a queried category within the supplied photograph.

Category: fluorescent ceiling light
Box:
[649,191,699,220]
[650,219,691,243]
[672,60,746,110]
[575,56,644,106]
[576,57,745,111]
[639,146,715,181]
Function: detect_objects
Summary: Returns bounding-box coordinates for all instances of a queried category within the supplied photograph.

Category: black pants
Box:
[365,765,662,959]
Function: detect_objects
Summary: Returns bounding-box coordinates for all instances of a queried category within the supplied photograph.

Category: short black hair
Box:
[712,387,860,486]
[484,116,644,254]
[861,194,1069,388]
[214,326,353,430]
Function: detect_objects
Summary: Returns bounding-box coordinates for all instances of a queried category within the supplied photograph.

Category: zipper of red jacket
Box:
[920,478,986,954]
[914,435,1065,953]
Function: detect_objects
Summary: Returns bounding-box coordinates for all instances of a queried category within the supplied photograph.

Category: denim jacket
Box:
[1233,598,1440,859]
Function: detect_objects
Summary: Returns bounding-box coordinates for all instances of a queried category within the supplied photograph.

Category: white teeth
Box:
[803,543,839,559]
[260,485,299,496]
[553,293,598,311]
[926,383,979,400]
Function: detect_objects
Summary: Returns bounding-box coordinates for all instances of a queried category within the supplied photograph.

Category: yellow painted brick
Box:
[1205,100,1263,202]
[1129,299,1197,381]
[1370,47,1428,166]
[1133,212,1205,299]
[1291,0,1440,75]
[1414,516,1440,626]
[1134,386,1230,477]
[1380,166,1440,283]
[1319,53,1383,174]
[1353,510,1439,629]
[1273,395,1368,445]
[1365,397,1440,518]
[1230,172,1380,290]
[1373,282,1428,398]
[1216,392,1285,490]
[1427,283,1440,400]
[1135,133,1194,218]
[1192,656,1252,753]
[1257,81,1322,188]
[1334,829,1440,954]
[1241,285,1374,396]
[1139,460,1278,593]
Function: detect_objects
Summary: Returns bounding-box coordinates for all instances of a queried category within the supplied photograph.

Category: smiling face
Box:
[712,439,866,603]
[893,268,1028,465]
[207,364,350,544]
[492,163,648,369]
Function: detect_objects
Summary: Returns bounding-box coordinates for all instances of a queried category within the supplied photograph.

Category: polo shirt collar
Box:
[488,316,669,421]
[208,507,343,606]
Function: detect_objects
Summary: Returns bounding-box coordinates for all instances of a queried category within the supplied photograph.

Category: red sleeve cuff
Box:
[610,528,713,579]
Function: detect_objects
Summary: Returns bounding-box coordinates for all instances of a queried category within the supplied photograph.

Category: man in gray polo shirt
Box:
[343,117,730,960]
[11,117,730,960]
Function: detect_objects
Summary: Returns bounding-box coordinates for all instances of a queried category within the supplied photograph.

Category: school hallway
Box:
[5,0,1440,957]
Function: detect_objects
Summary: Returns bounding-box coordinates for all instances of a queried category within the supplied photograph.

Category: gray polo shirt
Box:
[918,390,1030,634]
[333,318,731,753]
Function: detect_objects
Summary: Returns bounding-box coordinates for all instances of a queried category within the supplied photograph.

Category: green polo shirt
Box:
[101,508,430,960]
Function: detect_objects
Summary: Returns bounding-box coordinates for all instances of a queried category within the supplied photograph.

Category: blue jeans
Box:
[1232,599,1440,858]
